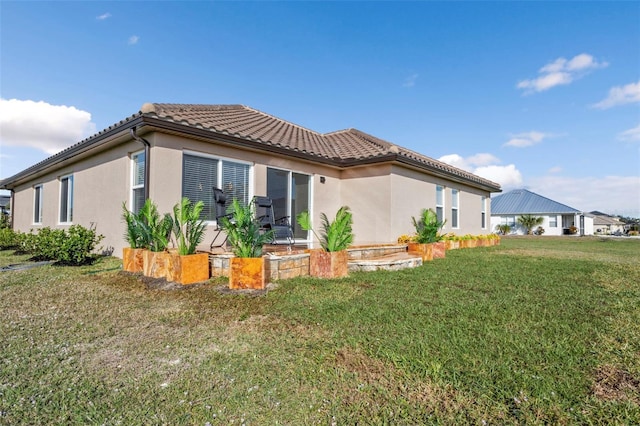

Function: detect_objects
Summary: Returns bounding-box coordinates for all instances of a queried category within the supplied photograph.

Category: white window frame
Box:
[131,150,145,214]
[549,215,558,228]
[182,150,253,223]
[451,189,459,229]
[59,174,74,224]
[436,185,445,227]
[481,196,487,229]
[33,184,43,224]
[266,166,312,241]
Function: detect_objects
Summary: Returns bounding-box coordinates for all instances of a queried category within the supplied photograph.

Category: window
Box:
[182,153,250,221]
[33,184,43,224]
[59,174,73,223]
[549,215,558,228]
[481,196,487,229]
[436,185,444,224]
[451,189,459,228]
[267,168,310,239]
[131,151,145,214]
[501,216,516,227]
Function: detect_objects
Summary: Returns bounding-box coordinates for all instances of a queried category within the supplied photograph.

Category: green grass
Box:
[1,237,638,424]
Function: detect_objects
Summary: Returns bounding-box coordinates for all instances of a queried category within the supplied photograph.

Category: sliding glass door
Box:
[267,168,310,240]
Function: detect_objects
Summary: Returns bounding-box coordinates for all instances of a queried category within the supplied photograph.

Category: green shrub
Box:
[16,231,38,254]
[0,228,19,250]
[32,227,67,261]
[9,225,103,265]
[0,213,10,230]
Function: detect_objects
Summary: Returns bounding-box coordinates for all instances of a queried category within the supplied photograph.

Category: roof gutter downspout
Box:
[130,127,151,202]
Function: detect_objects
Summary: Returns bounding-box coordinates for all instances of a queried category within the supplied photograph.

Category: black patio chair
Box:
[252,196,295,246]
[210,187,234,249]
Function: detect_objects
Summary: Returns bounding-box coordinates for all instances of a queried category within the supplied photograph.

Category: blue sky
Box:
[1,1,639,216]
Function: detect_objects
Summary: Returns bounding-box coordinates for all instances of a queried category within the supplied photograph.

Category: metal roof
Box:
[491,189,580,214]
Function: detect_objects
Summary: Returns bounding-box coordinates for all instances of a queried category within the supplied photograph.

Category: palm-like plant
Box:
[411,208,446,243]
[517,214,544,235]
[220,199,273,258]
[122,202,145,248]
[172,197,207,255]
[297,206,354,252]
[138,199,173,252]
[495,224,512,235]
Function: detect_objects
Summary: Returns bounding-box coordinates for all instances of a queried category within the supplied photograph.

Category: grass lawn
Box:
[1,237,639,424]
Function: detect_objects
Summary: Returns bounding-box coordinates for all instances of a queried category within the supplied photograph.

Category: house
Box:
[591,212,626,235]
[490,189,593,236]
[0,103,501,256]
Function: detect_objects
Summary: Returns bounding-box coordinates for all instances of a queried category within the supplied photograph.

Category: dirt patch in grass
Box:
[334,347,469,419]
[592,365,640,404]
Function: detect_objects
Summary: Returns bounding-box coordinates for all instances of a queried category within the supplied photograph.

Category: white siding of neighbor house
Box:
[490,214,594,236]
[10,130,495,257]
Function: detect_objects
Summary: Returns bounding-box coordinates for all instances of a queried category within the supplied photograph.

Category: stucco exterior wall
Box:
[8,129,498,258]
[11,141,143,256]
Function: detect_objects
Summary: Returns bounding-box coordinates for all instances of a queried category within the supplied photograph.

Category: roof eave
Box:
[0,115,145,190]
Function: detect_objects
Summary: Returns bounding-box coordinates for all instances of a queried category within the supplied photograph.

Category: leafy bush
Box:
[298,206,354,252]
[411,208,445,243]
[57,225,104,265]
[517,214,544,235]
[0,213,10,230]
[32,227,67,261]
[0,228,19,250]
[534,226,545,235]
[6,226,103,265]
[221,199,273,258]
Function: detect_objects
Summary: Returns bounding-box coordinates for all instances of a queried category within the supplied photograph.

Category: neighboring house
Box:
[0,195,9,214]
[0,103,501,256]
[591,212,626,235]
[491,189,594,236]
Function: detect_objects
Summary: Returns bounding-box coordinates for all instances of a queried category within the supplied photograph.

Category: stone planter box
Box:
[432,241,446,259]
[445,240,459,250]
[229,257,266,290]
[168,252,210,285]
[407,243,433,262]
[143,250,170,279]
[123,247,145,273]
[308,249,348,279]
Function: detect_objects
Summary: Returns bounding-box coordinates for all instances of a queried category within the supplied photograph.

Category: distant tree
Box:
[517,214,544,235]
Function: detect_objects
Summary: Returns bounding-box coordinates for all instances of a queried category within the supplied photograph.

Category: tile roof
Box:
[491,189,581,215]
[0,103,500,191]
[142,103,500,189]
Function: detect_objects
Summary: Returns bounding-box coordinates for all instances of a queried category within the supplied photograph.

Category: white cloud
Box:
[0,99,96,155]
[592,80,640,109]
[439,153,522,190]
[504,131,550,148]
[128,35,139,45]
[548,166,563,174]
[403,73,418,88]
[96,13,112,20]
[517,53,608,94]
[475,165,523,189]
[618,124,640,142]
[528,175,640,217]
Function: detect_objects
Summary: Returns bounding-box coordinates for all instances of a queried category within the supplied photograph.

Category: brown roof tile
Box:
[140,103,499,189]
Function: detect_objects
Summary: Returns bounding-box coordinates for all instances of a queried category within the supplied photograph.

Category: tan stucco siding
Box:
[11,141,143,256]
[340,164,393,243]
[150,132,344,249]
